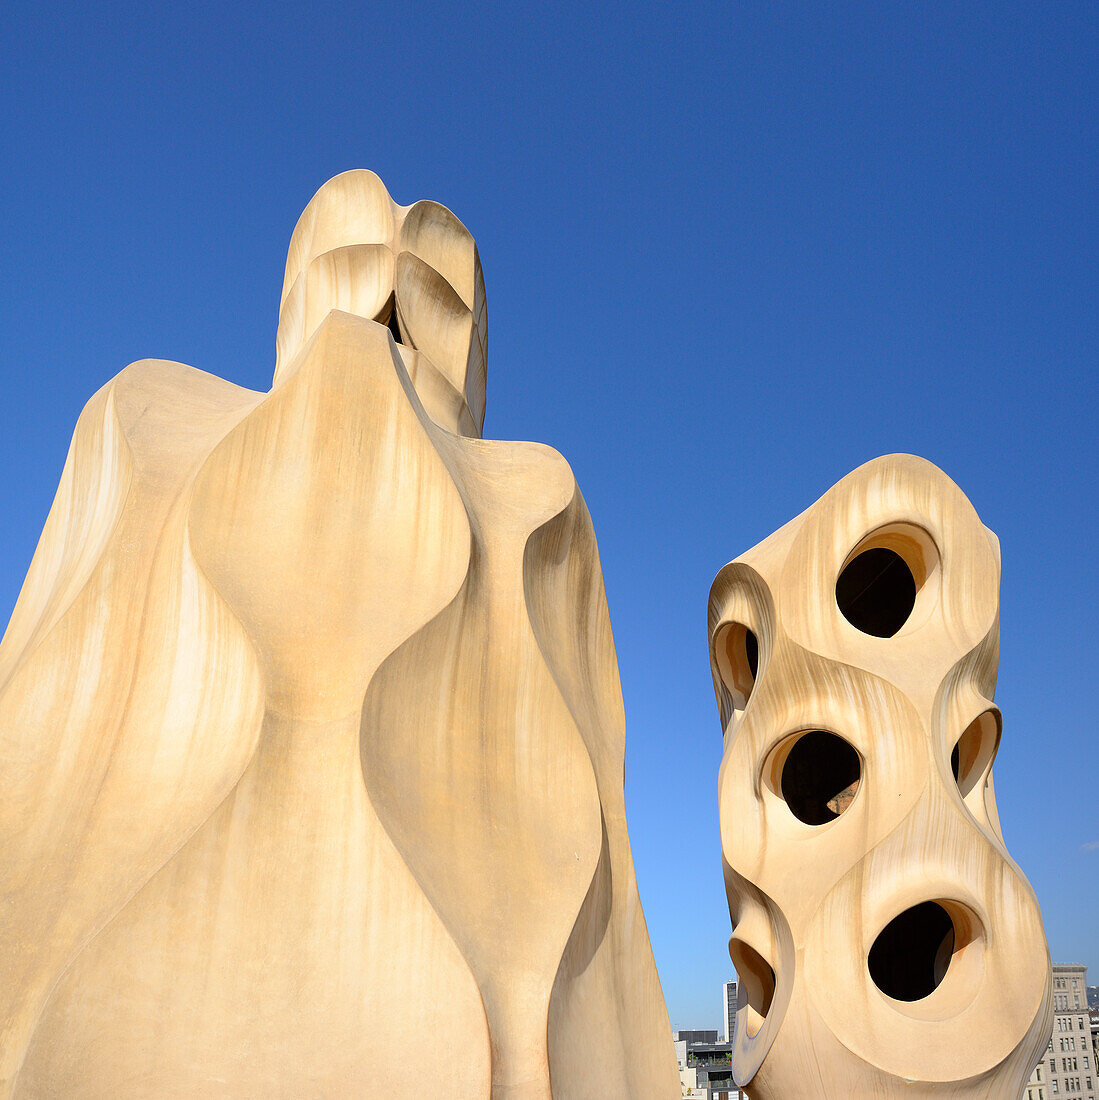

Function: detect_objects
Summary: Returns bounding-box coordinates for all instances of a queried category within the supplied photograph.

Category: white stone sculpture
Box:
[708,454,1052,1098]
[0,170,680,1099]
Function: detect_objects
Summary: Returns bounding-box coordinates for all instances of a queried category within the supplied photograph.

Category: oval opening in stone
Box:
[779,730,861,825]
[730,939,776,1038]
[835,546,917,638]
[715,622,759,715]
[951,709,1000,799]
[868,901,956,1002]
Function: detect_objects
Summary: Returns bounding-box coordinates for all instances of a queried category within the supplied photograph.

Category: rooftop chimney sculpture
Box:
[0,171,679,1099]
[708,455,1052,1098]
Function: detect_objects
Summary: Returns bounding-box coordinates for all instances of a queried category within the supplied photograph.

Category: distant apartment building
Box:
[673,1029,745,1099]
[723,980,737,1043]
[1025,963,1094,1100]
[673,980,744,1100]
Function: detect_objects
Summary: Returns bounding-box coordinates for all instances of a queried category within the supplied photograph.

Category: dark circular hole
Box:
[779,730,861,825]
[868,901,955,1001]
[836,547,917,638]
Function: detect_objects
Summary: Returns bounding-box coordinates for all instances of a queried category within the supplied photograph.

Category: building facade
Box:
[723,980,737,1044]
[673,1029,745,1099]
[1025,964,1094,1100]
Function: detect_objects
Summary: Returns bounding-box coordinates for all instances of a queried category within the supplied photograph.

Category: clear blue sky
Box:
[1,1,1095,1029]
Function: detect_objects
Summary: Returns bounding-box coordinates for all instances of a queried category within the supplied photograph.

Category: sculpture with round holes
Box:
[708,454,1052,1099]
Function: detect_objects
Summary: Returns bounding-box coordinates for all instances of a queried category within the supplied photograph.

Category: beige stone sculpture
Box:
[0,170,680,1099]
[707,454,1052,1098]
